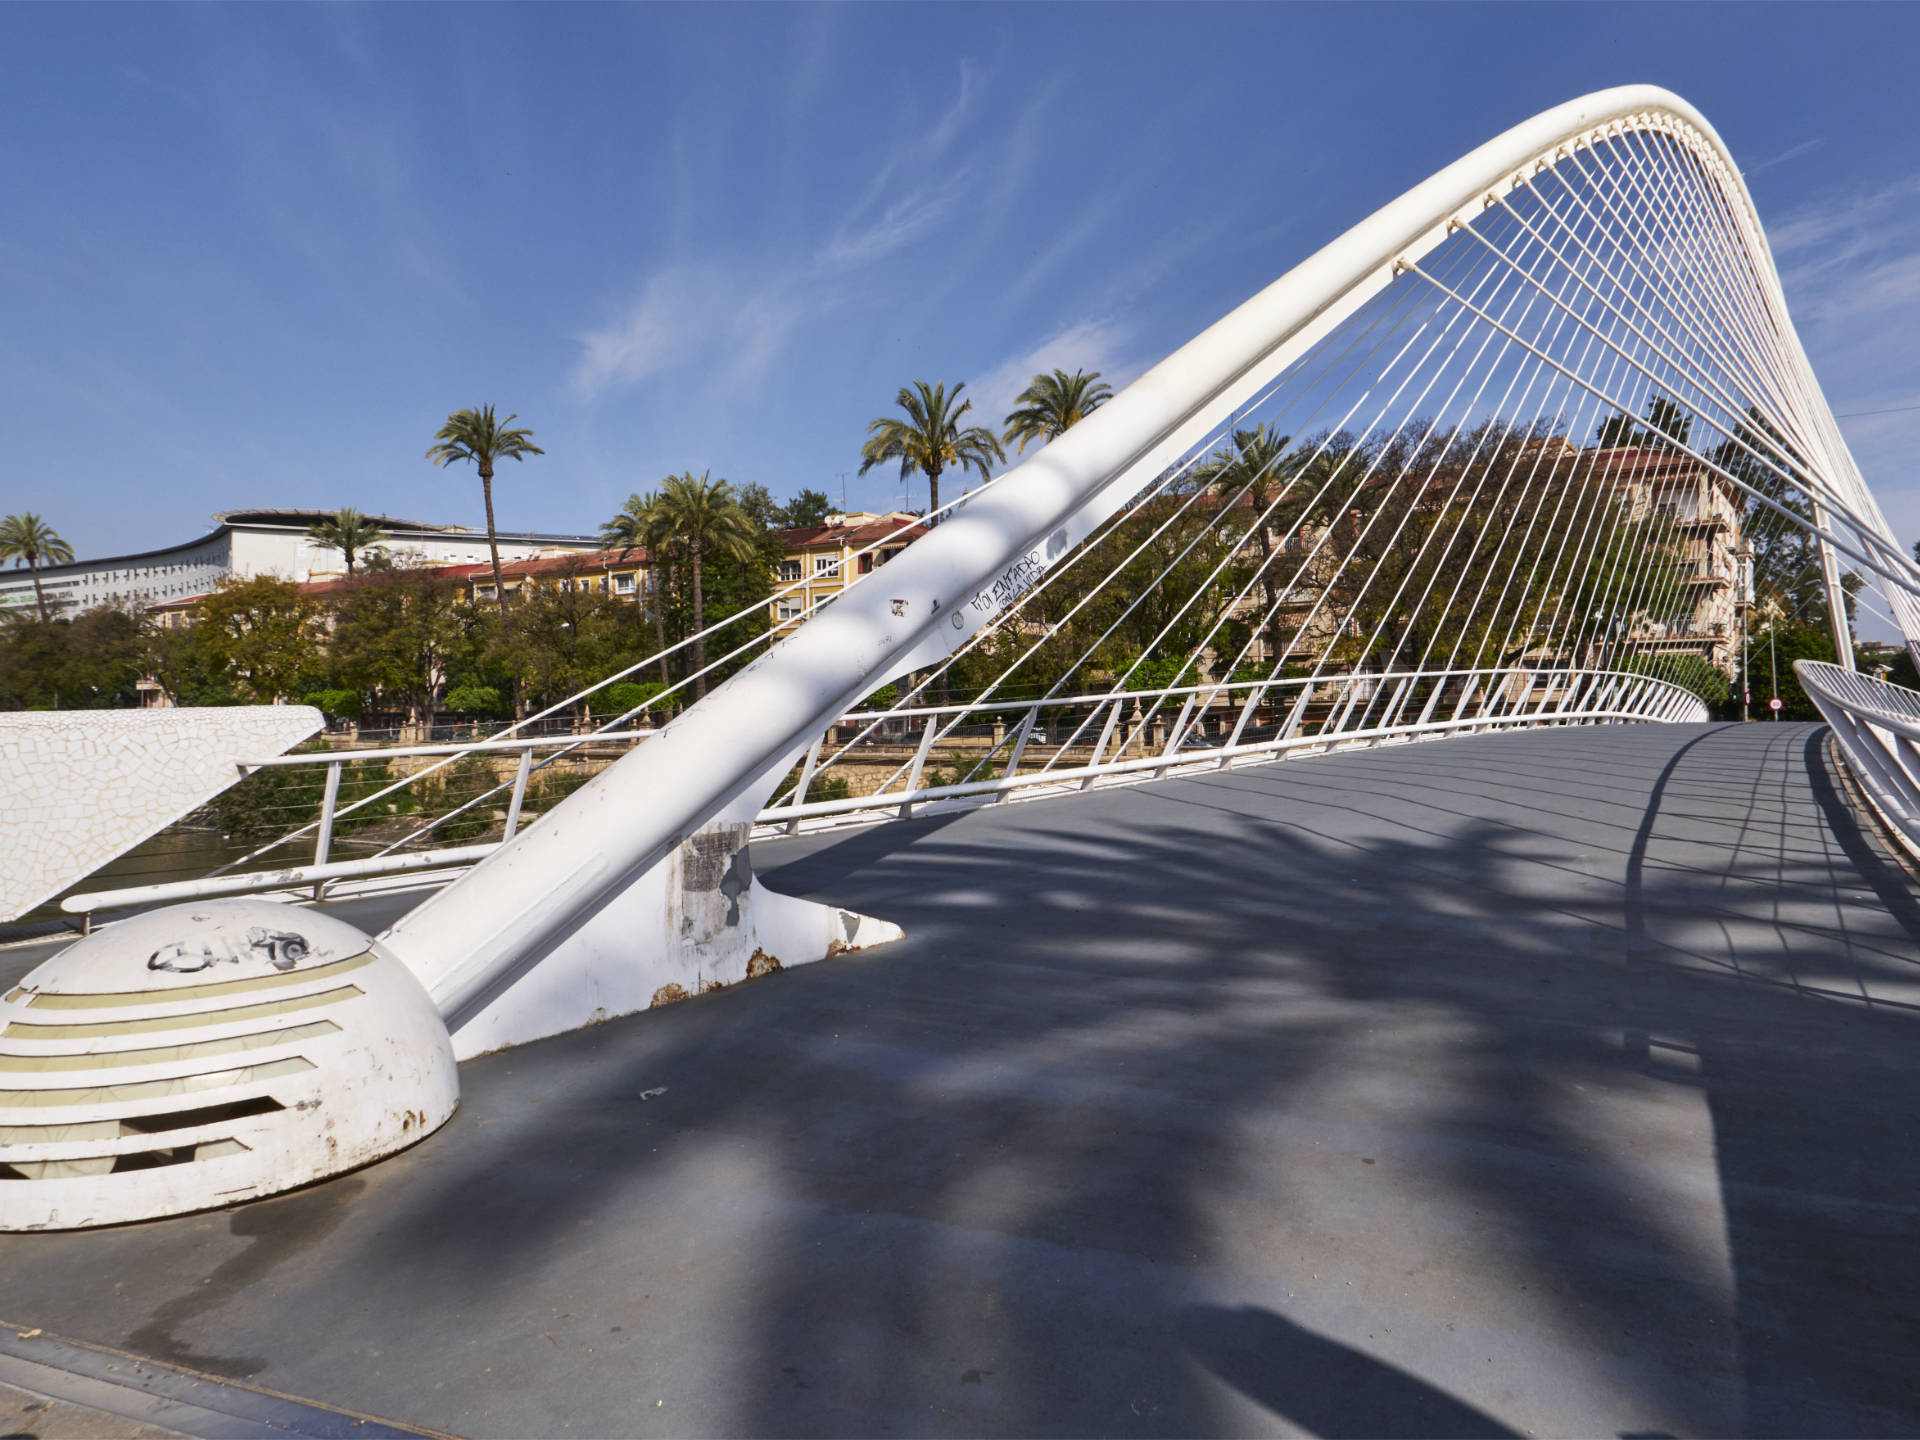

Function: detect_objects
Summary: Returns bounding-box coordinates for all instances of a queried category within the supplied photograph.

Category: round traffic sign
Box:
[1769,697,1783,711]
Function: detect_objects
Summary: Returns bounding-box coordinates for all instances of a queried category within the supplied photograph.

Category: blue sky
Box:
[4,3,1919,564]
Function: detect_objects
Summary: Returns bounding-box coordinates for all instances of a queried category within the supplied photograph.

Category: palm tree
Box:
[1194,425,1298,674]
[0,513,76,622]
[1001,369,1113,454]
[601,490,673,687]
[426,404,545,628]
[859,381,1004,522]
[652,471,759,698]
[305,507,390,576]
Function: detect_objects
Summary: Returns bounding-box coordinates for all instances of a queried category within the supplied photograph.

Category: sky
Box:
[4,2,1919,571]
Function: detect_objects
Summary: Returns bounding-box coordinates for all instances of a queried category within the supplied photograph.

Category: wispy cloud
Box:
[819,176,970,269]
[572,263,812,396]
[1747,136,1823,177]
[573,63,982,401]
[1771,169,1920,561]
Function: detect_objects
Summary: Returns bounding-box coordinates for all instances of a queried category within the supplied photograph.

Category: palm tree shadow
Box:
[1177,1304,1519,1439]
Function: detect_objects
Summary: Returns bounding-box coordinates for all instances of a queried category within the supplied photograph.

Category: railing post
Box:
[1375,677,1413,733]
[1328,677,1363,737]
[1080,698,1123,790]
[503,747,534,841]
[899,721,940,819]
[1277,681,1314,745]
[1449,674,1482,723]
[1554,671,1584,716]
[1503,670,1537,721]
[1155,694,1199,777]
[311,759,343,901]
[1222,681,1268,760]
[785,733,827,835]
[1415,673,1448,728]
[995,710,1037,800]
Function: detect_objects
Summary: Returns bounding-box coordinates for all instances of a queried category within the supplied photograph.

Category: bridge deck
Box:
[4,721,1919,1437]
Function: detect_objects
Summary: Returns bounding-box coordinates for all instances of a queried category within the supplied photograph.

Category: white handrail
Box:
[63,666,1702,920]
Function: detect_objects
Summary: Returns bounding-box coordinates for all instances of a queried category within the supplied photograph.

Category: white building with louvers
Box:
[0,509,601,616]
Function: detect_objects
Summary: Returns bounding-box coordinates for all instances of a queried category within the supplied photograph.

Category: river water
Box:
[15,826,280,929]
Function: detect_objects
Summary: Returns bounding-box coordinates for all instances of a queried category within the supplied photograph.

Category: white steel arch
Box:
[380,84,1917,1033]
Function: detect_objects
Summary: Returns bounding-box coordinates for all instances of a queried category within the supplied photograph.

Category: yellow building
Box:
[769,512,929,634]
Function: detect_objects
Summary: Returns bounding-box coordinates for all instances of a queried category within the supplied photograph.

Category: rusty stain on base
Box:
[745,949,782,979]
[650,983,689,1008]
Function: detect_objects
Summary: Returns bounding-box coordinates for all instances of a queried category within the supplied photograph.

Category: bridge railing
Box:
[59,665,1702,919]
[1796,661,1920,854]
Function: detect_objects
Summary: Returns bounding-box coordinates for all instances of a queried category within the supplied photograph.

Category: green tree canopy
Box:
[0,606,146,709]
[1595,394,1693,453]
[159,576,328,704]
[330,564,478,725]
[779,487,834,529]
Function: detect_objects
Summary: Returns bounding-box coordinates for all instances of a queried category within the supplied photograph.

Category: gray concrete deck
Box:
[4,721,1920,1437]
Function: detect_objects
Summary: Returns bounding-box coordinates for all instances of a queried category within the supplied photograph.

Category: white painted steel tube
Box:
[63,844,500,915]
[378,87,1775,1021]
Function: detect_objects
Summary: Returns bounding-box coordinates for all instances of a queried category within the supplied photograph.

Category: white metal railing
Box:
[60,664,1703,919]
[758,664,1704,830]
[1796,660,1920,854]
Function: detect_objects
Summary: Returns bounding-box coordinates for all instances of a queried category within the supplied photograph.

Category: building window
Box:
[614,573,635,594]
[779,559,803,583]
[777,599,805,622]
[879,548,900,565]
[477,584,496,600]
[814,555,840,576]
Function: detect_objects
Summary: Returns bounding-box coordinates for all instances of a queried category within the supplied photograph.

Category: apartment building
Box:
[2,509,600,617]
[768,512,930,633]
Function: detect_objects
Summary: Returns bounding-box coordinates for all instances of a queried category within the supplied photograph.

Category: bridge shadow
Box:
[2,722,1918,1436]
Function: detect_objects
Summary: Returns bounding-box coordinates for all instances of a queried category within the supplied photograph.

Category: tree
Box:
[1001,369,1113,455]
[330,564,477,728]
[1194,424,1299,671]
[602,490,673,688]
[483,574,649,721]
[169,576,328,703]
[305,507,390,576]
[1709,406,1843,636]
[779,487,833,529]
[426,405,545,629]
[1595,394,1693,452]
[860,381,1003,522]
[0,513,75,623]
[733,483,784,532]
[652,472,759,698]
[0,605,146,709]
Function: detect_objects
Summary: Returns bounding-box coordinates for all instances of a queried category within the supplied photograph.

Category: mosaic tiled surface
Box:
[0,707,322,921]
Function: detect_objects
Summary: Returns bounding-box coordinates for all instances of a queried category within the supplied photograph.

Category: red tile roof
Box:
[295,548,650,597]
[776,514,931,550]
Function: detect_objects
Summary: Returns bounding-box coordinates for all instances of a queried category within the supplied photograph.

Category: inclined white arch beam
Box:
[379,84,1911,1028]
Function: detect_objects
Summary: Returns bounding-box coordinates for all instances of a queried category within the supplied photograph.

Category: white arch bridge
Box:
[7,95,1920,1428]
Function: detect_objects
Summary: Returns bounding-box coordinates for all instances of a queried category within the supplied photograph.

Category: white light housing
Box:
[0,900,457,1231]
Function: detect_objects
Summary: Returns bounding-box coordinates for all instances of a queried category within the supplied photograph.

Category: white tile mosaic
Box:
[0,707,322,920]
